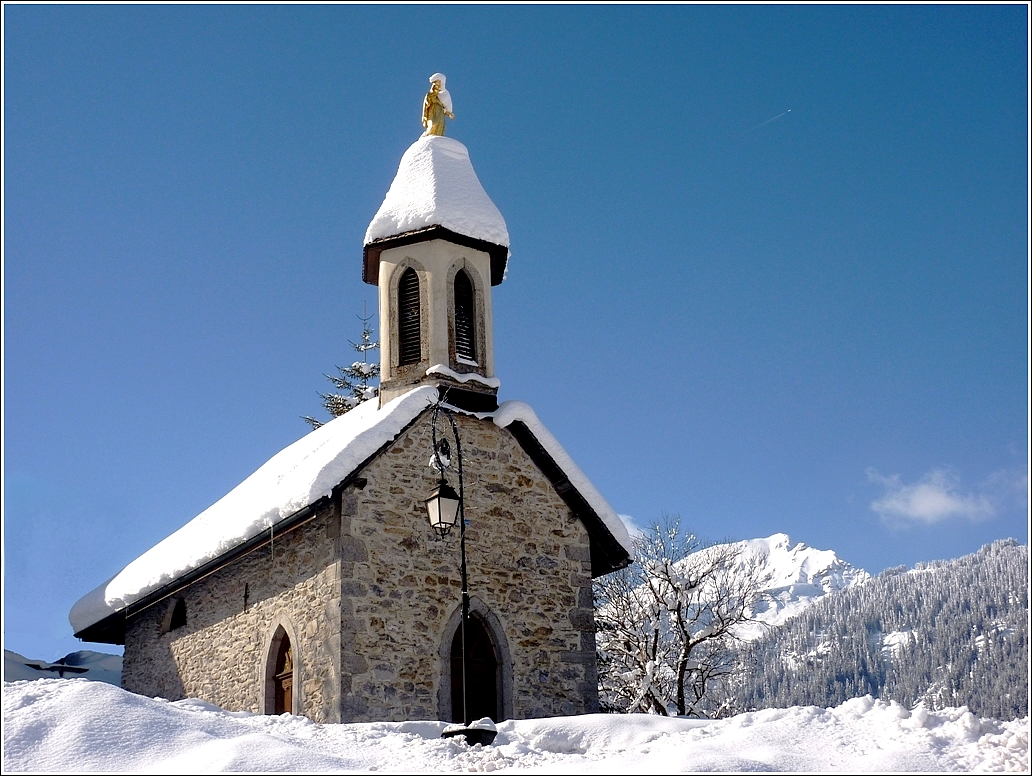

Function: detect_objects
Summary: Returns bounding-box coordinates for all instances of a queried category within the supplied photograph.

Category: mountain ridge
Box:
[733,538,1028,719]
[686,532,871,641]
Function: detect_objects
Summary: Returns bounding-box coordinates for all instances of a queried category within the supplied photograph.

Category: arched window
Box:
[454,270,477,363]
[161,597,187,634]
[397,268,421,366]
[169,598,187,631]
[450,614,498,723]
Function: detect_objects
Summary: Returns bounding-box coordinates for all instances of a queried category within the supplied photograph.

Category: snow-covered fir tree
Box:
[303,311,379,429]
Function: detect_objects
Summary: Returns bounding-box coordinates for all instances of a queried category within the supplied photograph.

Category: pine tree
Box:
[303,309,380,429]
[731,539,1028,719]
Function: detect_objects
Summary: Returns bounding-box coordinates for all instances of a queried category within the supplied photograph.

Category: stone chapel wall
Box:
[340,412,598,722]
[122,507,343,723]
[122,409,599,725]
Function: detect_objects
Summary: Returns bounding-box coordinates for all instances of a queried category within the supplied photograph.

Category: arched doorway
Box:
[272,632,294,715]
[450,614,498,723]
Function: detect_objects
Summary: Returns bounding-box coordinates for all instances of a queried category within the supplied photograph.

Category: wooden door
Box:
[450,615,498,723]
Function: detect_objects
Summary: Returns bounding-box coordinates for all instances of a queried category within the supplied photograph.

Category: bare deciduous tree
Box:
[595,516,768,717]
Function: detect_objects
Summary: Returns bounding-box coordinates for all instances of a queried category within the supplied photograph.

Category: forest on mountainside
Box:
[733,539,1028,720]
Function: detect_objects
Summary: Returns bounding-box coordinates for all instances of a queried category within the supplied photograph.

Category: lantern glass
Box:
[425,480,460,536]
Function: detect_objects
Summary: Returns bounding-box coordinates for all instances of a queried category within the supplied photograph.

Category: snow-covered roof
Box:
[70,387,438,635]
[364,136,509,249]
[70,387,631,637]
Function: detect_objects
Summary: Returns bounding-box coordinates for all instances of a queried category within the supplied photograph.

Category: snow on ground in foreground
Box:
[3,679,1027,772]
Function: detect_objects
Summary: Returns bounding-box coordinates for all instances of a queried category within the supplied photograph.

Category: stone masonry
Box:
[122,503,343,722]
[341,410,597,721]
[122,407,598,723]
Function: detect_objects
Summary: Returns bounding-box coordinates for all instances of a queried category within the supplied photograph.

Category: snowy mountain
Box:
[4,649,122,686]
[735,539,1028,720]
[699,533,871,641]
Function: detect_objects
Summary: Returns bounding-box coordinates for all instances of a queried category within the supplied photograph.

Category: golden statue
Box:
[422,73,454,137]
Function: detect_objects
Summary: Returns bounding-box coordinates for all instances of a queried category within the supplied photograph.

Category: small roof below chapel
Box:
[363,136,509,285]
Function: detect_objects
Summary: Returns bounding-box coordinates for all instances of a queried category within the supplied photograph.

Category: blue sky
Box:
[4,5,1028,662]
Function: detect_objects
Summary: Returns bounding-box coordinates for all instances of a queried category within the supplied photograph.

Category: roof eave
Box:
[363,225,508,286]
[73,495,333,645]
[74,404,629,644]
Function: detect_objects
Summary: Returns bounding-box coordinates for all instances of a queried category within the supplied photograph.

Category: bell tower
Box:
[362,76,508,412]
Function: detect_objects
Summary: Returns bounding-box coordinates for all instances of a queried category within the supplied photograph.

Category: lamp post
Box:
[424,401,471,727]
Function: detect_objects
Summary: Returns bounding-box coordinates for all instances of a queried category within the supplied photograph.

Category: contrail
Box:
[739,109,792,136]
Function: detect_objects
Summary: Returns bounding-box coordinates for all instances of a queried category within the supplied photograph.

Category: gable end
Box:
[503,420,632,577]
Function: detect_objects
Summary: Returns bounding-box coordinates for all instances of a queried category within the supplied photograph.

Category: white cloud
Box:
[985,466,1030,511]
[867,467,995,525]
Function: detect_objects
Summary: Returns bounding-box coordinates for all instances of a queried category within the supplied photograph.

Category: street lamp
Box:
[424,479,460,538]
[425,400,496,746]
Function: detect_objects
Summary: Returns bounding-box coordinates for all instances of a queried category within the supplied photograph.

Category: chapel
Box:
[70,77,633,724]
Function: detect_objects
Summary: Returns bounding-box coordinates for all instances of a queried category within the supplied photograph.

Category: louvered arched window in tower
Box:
[397,268,422,366]
[454,269,477,363]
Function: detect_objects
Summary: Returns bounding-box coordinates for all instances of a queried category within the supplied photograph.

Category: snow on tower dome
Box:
[364,135,509,249]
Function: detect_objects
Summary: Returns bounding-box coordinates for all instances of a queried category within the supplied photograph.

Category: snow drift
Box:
[3,679,1027,772]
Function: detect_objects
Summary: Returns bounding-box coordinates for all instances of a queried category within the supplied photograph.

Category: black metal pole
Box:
[432,401,469,727]
[454,413,470,727]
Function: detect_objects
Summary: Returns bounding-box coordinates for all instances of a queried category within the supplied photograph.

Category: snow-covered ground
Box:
[3,679,1027,772]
